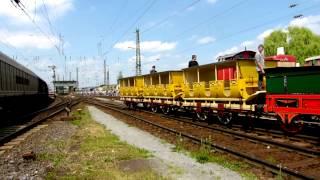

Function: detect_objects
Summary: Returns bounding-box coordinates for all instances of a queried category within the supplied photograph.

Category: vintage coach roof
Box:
[0,51,38,77]
[305,55,320,62]
[216,50,256,62]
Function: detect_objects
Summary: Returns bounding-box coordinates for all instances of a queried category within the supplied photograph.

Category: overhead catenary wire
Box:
[0,38,27,60]
[102,0,157,56]
[103,0,129,42]
[41,0,58,37]
[33,0,37,21]
[171,0,248,41]
[10,0,61,54]
[141,0,201,34]
[176,4,320,55]
[0,19,29,60]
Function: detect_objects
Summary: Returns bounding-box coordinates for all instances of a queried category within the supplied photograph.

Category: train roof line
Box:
[0,51,38,77]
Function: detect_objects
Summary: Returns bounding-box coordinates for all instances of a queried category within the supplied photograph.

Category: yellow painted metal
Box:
[133,76,144,96]
[155,84,165,96]
[119,71,184,98]
[119,56,281,101]
[170,71,184,84]
[237,59,277,99]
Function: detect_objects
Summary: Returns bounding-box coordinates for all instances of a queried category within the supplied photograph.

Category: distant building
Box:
[101,84,117,91]
[53,80,78,95]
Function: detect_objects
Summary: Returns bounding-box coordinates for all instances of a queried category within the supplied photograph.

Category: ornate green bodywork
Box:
[265,66,320,94]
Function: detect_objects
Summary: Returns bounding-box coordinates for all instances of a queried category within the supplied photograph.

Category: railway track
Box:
[0,97,81,147]
[94,97,319,149]
[86,98,319,179]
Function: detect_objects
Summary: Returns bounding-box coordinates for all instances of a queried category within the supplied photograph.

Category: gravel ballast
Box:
[88,106,242,180]
[0,120,77,179]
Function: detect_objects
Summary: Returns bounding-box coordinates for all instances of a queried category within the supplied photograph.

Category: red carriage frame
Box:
[265,94,320,124]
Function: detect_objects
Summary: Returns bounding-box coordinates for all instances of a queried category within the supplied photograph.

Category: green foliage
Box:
[172,133,185,152]
[192,137,212,164]
[264,30,288,56]
[264,26,320,64]
[44,107,159,179]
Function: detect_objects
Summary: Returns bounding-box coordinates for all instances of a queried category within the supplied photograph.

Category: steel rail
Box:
[0,98,80,146]
[86,99,316,180]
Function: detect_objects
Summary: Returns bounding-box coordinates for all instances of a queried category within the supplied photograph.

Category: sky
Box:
[1,0,320,89]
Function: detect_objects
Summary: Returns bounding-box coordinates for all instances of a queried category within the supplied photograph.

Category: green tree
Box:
[264,27,320,64]
[264,30,288,56]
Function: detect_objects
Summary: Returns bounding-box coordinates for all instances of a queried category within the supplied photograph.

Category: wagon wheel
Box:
[125,101,131,108]
[143,102,150,110]
[151,105,158,113]
[279,115,304,135]
[242,113,255,131]
[217,111,234,126]
[129,102,137,110]
[161,105,170,115]
[196,111,208,121]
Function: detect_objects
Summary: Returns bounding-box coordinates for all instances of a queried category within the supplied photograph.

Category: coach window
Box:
[2,62,6,91]
[26,74,29,91]
[15,69,22,91]
[7,65,11,91]
[0,61,2,90]
[11,66,15,91]
[0,61,3,90]
[7,65,10,91]
[12,67,16,91]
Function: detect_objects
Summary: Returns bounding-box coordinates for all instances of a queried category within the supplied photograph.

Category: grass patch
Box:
[266,155,278,164]
[173,136,257,179]
[191,137,212,164]
[172,133,185,153]
[41,106,163,179]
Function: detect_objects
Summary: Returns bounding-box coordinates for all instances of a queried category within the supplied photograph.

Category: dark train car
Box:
[0,51,49,118]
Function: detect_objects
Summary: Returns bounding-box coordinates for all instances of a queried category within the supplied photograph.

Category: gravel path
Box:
[0,120,77,179]
[88,106,242,180]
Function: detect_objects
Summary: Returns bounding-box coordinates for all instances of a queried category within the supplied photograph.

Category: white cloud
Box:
[289,15,320,34]
[0,29,59,49]
[114,41,177,52]
[215,15,320,60]
[207,0,218,4]
[241,40,254,47]
[197,36,215,44]
[18,57,54,88]
[114,41,135,51]
[215,40,258,59]
[215,46,240,58]
[0,0,73,24]
[177,62,188,69]
[128,54,161,64]
[257,28,275,41]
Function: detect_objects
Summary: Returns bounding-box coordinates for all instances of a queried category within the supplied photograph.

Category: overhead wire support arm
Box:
[10,0,61,55]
